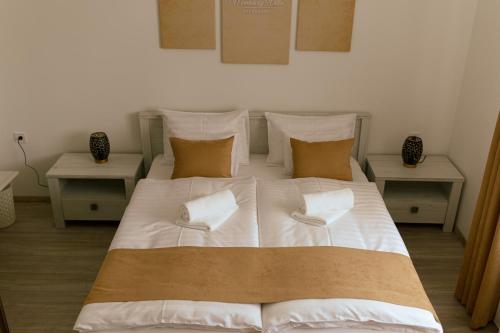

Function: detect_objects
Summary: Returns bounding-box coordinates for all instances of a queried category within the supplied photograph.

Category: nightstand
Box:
[46,153,143,228]
[366,155,464,232]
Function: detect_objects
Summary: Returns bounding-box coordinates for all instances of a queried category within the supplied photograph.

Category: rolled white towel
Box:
[177,189,239,231]
[300,188,354,216]
[292,189,354,227]
[180,189,237,222]
[176,205,238,231]
[291,209,350,227]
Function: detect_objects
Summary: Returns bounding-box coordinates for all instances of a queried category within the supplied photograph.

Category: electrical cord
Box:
[17,140,48,188]
[418,155,428,164]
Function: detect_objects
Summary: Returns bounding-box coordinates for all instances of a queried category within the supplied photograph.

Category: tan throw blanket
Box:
[85,246,437,319]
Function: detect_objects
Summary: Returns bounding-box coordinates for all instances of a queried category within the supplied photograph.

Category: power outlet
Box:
[13,132,27,143]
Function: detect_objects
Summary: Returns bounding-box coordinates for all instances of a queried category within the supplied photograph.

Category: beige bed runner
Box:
[85,246,437,319]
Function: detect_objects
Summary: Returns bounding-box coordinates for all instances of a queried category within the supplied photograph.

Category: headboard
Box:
[138,110,371,173]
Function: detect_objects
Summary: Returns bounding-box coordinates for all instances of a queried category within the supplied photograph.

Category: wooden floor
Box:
[0,203,498,333]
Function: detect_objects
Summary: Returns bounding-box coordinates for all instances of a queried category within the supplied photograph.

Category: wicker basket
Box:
[0,185,16,228]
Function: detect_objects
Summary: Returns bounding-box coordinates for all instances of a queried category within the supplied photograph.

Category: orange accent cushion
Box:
[290,137,354,180]
[170,136,234,179]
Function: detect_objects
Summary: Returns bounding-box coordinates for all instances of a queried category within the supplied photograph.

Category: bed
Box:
[74,111,442,333]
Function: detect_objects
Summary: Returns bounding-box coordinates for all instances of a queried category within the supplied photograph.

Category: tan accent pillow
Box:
[170,136,234,179]
[290,137,354,180]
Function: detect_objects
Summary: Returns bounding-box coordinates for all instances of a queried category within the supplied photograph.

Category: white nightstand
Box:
[366,155,464,232]
[46,153,144,228]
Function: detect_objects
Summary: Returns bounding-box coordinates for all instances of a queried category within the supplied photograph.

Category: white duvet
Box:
[258,178,442,333]
[75,177,262,333]
[74,177,442,333]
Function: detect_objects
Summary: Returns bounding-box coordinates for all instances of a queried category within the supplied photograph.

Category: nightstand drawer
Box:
[383,182,449,224]
[385,201,448,224]
[62,199,127,221]
[46,153,143,228]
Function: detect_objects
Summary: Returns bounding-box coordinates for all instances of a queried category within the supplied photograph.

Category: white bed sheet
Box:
[75,177,262,333]
[95,327,420,333]
[257,178,442,333]
[109,177,258,249]
[147,154,368,183]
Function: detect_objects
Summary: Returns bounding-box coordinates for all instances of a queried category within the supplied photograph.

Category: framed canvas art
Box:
[296,0,356,52]
[158,0,215,49]
[221,0,292,64]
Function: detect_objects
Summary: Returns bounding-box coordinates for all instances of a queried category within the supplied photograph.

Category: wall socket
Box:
[13,132,27,143]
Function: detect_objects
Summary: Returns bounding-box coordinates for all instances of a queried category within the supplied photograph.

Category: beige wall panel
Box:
[158,0,215,49]
[221,0,292,64]
[296,0,355,52]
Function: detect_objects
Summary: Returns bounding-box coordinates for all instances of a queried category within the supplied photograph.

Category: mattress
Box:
[147,154,369,183]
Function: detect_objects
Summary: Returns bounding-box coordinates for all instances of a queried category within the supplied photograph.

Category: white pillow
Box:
[160,109,250,166]
[283,130,355,175]
[265,112,357,165]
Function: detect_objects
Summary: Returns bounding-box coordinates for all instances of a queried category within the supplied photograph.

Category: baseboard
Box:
[14,196,50,203]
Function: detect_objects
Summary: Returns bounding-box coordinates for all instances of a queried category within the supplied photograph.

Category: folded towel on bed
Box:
[292,189,354,226]
[301,189,354,216]
[176,205,238,231]
[291,209,350,227]
[177,189,239,231]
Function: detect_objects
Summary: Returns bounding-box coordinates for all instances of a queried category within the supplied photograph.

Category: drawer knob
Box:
[90,203,99,211]
[410,206,419,214]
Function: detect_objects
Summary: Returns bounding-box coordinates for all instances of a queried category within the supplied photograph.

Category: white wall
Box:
[448,0,500,238]
[0,0,477,196]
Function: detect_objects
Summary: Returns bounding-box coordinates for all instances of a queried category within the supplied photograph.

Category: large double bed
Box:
[74,111,442,333]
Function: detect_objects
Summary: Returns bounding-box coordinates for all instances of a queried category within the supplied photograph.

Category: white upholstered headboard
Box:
[138,110,371,173]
